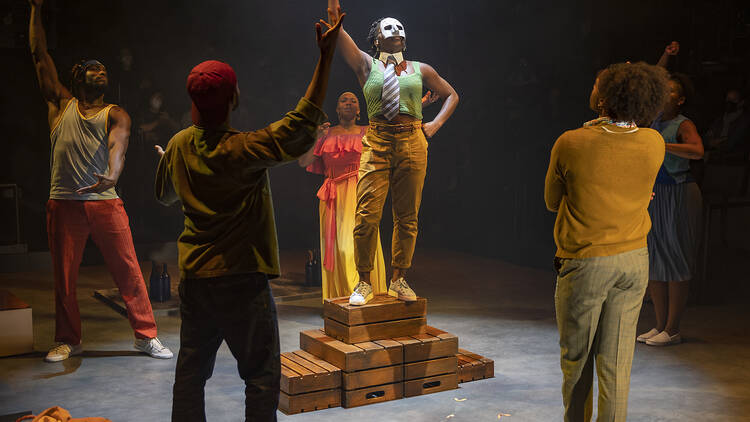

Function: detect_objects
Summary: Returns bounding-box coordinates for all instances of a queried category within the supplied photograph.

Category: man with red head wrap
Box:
[154,11,345,422]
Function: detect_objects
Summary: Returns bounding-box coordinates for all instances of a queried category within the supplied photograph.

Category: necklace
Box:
[583,117,638,129]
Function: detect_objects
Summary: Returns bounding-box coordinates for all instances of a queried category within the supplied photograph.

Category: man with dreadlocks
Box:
[29,0,172,362]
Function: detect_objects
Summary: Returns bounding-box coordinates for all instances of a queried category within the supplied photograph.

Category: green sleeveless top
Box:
[363,58,423,120]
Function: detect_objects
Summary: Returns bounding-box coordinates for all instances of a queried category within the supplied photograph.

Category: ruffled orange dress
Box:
[306,126,387,300]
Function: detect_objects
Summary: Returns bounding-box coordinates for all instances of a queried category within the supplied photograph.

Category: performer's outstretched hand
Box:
[316,122,331,138]
[317,8,345,54]
[664,41,680,56]
[76,173,116,194]
[154,145,165,157]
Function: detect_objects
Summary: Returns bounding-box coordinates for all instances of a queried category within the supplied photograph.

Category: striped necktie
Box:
[381,58,400,121]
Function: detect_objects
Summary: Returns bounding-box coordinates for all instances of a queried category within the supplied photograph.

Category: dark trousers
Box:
[171,273,280,422]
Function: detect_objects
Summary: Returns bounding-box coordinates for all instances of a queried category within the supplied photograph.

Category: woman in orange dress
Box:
[299,92,387,302]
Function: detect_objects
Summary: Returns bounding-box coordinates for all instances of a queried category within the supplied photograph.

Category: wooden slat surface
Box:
[293,350,340,373]
[280,350,341,395]
[279,388,341,415]
[324,316,426,344]
[342,365,403,390]
[284,352,328,374]
[393,326,459,362]
[324,295,427,325]
[342,382,403,408]
[300,329,403,372]
[403,373,458,397]
[457,349,495,381]
[403,356,458,381]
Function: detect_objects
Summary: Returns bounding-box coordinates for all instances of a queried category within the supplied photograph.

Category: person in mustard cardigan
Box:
[545,62,669,421]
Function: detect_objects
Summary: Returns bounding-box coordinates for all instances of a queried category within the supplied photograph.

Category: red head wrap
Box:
[186,60,237,128]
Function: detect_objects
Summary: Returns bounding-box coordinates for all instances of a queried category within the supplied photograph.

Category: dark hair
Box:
[69,62,86,97]
[669,72,695,108]
[597,62,670,125]
[366,18,385,56]
[69,59,106,97]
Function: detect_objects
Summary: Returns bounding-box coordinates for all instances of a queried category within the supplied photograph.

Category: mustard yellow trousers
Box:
[354,121,427,272]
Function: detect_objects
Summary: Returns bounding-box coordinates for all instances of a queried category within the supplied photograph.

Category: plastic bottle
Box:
[149,261,163,302]
[160,263,171,301]
[305,250,315,287]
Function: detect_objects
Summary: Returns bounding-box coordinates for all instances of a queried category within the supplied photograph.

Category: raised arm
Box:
[327,0,371,86]
[76,107,131,194]
[154,143,178,206]
[657,41,679,69]
[420,63,459,138]
[666,119,704,160]
[305,11,345,107]
[227,11,342,169]
[29,0,71,125]
[298,122,330,168]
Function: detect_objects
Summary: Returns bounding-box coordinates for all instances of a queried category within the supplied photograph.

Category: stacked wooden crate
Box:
[280,295,493,415]
[279,350,342,414]
[456,348,495,383]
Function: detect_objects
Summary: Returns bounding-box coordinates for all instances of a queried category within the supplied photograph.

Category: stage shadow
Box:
[34,356,81,379]
[31,350,145,379]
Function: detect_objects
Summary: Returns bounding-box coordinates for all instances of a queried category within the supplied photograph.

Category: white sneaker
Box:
[636,328,660,343]
[388,277,417,302]
[45,342,83,362]
[135,337,174,359]
[349,281,373,306]
[645,331,682,346]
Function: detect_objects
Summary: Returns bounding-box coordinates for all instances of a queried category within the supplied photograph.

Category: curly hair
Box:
[596,62,670,125]
[669,72,695,108]
[366,17,385,56]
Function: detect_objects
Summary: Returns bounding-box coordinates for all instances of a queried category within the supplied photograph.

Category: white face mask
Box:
[379,18,405,40]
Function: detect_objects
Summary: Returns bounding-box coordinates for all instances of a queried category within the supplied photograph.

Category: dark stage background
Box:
[1,0,748,269]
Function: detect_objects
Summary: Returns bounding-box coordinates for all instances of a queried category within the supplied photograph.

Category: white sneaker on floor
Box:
[388,277,417,302]
[349,281,373,306]
[45,342,83,362]
[135,337,174,359]
[645,331,682,346]
[636,328,660,343]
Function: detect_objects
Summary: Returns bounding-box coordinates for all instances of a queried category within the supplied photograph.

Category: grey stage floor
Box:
[1,250,749,421]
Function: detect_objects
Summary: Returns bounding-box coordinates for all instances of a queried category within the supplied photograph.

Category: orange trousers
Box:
[46,199,157,345]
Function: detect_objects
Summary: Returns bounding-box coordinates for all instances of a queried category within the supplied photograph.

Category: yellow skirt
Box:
[319,176,386,301]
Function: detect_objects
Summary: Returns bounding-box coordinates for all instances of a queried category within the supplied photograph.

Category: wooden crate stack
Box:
[280,295,493,415]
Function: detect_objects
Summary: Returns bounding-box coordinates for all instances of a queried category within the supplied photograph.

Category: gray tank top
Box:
[49,98,118,200]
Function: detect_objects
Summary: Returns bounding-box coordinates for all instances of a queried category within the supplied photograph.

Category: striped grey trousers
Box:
[555,247,649,421]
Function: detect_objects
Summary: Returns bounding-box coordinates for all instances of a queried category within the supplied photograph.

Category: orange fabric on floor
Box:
[18,406,111,422]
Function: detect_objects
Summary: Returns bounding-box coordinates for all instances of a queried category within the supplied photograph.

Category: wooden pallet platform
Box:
[393,326,459,362]
[342,364,403,391]
[342,381,404,408]
[322,295,427,343]
[404,373,458,397]
[300,329,403,372]
[456,349,494,383]
[279,350,342,415]
[404,356,457,381]
[324,295,427,325]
